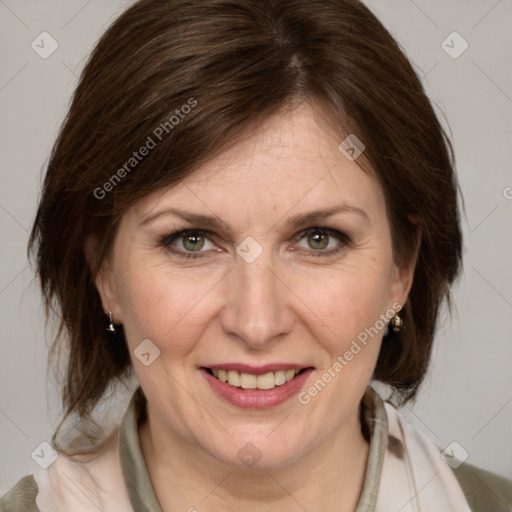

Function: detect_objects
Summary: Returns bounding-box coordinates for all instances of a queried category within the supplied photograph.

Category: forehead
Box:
[131,103,384,224]
[186,104,362,182]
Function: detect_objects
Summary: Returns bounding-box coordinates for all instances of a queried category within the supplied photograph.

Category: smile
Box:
[201,365,314,408]
[205,368,305,390]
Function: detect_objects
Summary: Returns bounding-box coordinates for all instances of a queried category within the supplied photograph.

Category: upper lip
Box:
[204,363,312,375]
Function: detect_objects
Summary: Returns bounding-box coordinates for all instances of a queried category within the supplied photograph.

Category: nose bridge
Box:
[221,247,292,347]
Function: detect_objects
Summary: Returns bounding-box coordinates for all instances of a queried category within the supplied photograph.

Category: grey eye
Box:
[306,232,329,250]
[296,230,340,251]
[181,234,206,251]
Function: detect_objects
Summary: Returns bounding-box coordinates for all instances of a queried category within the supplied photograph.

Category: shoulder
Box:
[1,474,40,512]
[451,460,512,511]
[380,397,512,511]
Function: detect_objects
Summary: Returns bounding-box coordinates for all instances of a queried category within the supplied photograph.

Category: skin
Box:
[93,102,416,511]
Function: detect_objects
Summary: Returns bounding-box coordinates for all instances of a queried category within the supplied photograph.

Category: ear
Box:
[84,236,122,323]
[387,224,421,311]
[388,261,415,311]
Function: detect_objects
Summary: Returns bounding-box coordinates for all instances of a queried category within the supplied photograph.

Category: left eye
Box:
[294,229,346,252]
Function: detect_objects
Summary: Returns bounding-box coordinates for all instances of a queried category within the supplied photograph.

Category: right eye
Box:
[160,229,218,259]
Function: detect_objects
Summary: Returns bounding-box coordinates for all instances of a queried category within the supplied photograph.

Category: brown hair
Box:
[28,0,462,453]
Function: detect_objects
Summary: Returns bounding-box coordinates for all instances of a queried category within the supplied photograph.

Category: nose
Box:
[219,250,294,349]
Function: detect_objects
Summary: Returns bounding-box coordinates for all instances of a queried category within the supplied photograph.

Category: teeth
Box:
[227,370,240,387]
[209,368,303,389]
[274,370,286,385]
[256,372,275,390]
[240,372,257,389]
[285,369,296,382]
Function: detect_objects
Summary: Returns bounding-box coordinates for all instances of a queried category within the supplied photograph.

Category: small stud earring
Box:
[391,313,403,332]
[106,311,116,333]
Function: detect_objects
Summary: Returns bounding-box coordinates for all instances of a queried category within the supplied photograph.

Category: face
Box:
[95,102,413,469]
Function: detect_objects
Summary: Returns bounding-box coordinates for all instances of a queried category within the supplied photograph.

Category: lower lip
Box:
[200,368,314,409]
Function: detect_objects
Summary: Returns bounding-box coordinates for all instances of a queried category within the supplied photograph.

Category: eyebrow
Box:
[139,204,369,232]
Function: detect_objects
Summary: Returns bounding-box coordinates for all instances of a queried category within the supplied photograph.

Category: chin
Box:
[203,428,312,471]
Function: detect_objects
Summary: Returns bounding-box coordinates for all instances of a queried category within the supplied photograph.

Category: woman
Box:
[2,0,511,510]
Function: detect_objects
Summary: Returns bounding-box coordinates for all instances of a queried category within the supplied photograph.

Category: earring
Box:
[390,313,403,332]
[106,310,116,333]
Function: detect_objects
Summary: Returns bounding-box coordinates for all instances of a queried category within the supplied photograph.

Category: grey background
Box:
[1,0,511,494]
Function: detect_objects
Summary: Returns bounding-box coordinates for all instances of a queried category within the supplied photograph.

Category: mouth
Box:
[203,367,310,390]
[200,365,314,408]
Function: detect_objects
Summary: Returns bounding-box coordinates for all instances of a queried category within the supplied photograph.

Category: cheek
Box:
[113,258,223,353]
[300,261,392,333]
[289,260,393,375]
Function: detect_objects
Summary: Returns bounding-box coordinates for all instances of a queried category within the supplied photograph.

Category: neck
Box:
[139,404,370,512]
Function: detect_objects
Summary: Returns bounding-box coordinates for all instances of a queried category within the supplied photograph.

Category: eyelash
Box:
[159,227,351,260]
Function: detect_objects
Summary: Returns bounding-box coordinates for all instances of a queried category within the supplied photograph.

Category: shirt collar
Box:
[119,387,161,512]
[119,385,387,511]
